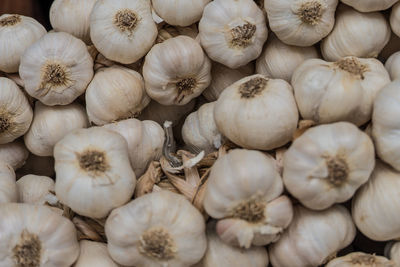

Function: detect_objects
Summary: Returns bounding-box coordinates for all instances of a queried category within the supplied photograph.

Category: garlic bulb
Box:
[385,51,400,80]
[0,162,17,204]
[0,14,46,73]
[16,154,55,179]
[214,74,298,150]
[391,3,400,38]
[292,57,390,126]
[321,5,390,62]
[19,32,94,106]
[50,0,97,44]
[74,240,119,267]
[143,36,211,106]
[342,0,398,12]
[103,118,165,177]
[0,203,79,267]
[86,66,150,125]
[199,0,268,69]
[105,190,206,267]
[326,252,394,267]
[90,0,157,64]
[24,101,88,157]
[0,77,33,144]
[283,122,375,210]
[54,127,136,218]
[16,175,55,205]
[265,0,338,46]
[0,140,28,170]
[204,149,293,248]
[269,205,356,267]
[386,242,400,266]
[256,34,319,82]
[152,0,211,27]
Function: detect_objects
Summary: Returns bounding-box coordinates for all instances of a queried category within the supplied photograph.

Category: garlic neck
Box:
[239,77,268,98]
[0,111,12,133]
[175,77,197,103]
[229,194,266,223]
[350,254,379,265]
[114,9,139,34]
[335,57,368,79]
[230,22,257,48]
[13,230,42,267]
[297,1,324,25]
[326,156,349,187]
[40,62,71,89]
[139,227,177,260]
[78,149,110,175]
[0,14,21,27]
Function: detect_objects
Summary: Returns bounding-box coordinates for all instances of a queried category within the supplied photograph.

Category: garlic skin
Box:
[0,203,79,267]
[265,0,338,47]
[0,14,46,73]
[0,140,28,170]
[90,0,157,64]
[152,0,211,27]
[0,162,18,204]
[143,36,211,106]
[256,34,319,82]
[74,240,119,267]
[292,57,390,126]
[0,78,33,144]
[105,190,206,267]
[214,74,298,151]
[50,0,97,44]
[199,0,268,69]
[24,102,88,157]
[283,122,375,210]
[204,149,293,248]
[54,127,136,219]
[341,0,398,12]
[103,118,165,177]
[391,3,400,38]
[86,66,150,125]
[19,32,94,106]
[326,252,394,267]
[386,242,400,266]
[16,175,55,205]
[385,51,400,80]
[321,6,390,62]
[269,205,356,267]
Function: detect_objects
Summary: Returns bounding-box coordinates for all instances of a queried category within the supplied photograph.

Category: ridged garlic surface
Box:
[341,0,398,12]
[326,252,394,267]
[214,74,298,150]
[292,57,390,126]
[199,0,268,69]
[143,36,211,106]
[90,0,157,64]
[321,5,390,62]
[0,140,28,170]
[0,14,46,73]
[86,66,150,125]
[391,3,400,38]
[385,51,400,80]
[54,127,136,219]
[19,32,94,106]
[265,0,338,46]
[16,175,55,205]
[24,102,88,157]
[204,149,293,248]
[0,203,79,267]
[105,190,207,267]
[386,242,400,266]
[74,240,119,267]
[0,162,17,204]
[284,122,375,210]
[269,205,356,267]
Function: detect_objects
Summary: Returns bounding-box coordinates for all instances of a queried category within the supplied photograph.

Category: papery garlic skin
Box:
[86,66,150,125]
[54,127,136,219]
[199,0,268,69]
[326,252,394,267]
[19,32,94,106]
[0,203,79,267]
[50,0,97,44]
[0,140,28,170]
[292,57,390,126]
[204,149,293,248]
[16,175,55,205]
[341,0,398,12]
[391,3,400,38]
[265,0,338,47]
[24,102,88,157]
[90,0,157,64]
[214,74,298,150]
[321,6,390,62]
[385,51,400,80]
[143,36,211,105]
[105,190,206,267]
[386,242,400,266]
[269,205,356,267]
[283,122,375,210]
[74,240,119,267]
[0,162,18,204]
[16,154,55,179]
[0,14,46,73]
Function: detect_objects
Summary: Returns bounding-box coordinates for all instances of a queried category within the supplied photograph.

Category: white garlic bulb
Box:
[391,3,400,38]
[143,36,211,106]
[283,122,375,210]
[86,66,150,125]
[54,127,136,219]
[214,74,298,150]
[16,154,55,179]
[19,32,94,106]
[199,0,268,69]
[386,242,400,266]
[326,252,394,267]
[90,0,157,64]
[341,0,398,12]
[265,0,338,46]
[0,162,17,204]
[16,175,55,205]
[0,140,28,170]
[204,149,293,248]
[385,51,400,80]
[0,203,79,267]
[292,57,390,126]
[269,205,356,267]
[256,34,319,82]
[74,240,119,267]
[24,101,88,157]
[321,5,390,62]
[0,14,46,73]
[103,118,165,177]
[105,190,207,267]
[0,77,33,144]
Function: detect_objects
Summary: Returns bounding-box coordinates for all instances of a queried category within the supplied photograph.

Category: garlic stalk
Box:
[16,175,55,205]
[0,162,18,204]
[0,140,28,170]
[74,240,120,267]
[326,252,394,266]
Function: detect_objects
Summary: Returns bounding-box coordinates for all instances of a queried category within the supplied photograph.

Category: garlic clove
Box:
[16,174,55,205]
[326,252,395,267]
[391,3,400,38]
[385,51,400,80]
[74,240,120,267]
[0,140,28,170]
[0,162,18,204]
